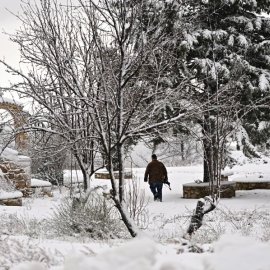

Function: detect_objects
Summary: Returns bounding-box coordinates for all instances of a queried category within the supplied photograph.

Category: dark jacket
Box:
[144,160,168,184]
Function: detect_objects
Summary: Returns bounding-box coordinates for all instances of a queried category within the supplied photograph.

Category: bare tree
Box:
[1,0,105,191]
[0,0,191,237]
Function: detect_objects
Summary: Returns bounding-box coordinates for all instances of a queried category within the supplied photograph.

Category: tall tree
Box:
[77,0,191,236]
[192,0,269,181]
[161,0,270,185]
[1,0,106,191]
[1,0,190,237]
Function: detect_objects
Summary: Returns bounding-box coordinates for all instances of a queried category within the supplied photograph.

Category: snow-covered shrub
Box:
[0,236,63,269]
[124,176,150,229]
[188,220,226,244]
[218,208,262,236]
[0,213,51,239]
[50,192,126,239]
[149,213,187,242]
[15,216,50,238]
[0,213,24,235]
[259,212,270,242]
[175,206,270,246]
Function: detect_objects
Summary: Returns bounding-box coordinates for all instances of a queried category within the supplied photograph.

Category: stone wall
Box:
[183,181,236,199]
[0,100,29,151]
[95,171,133,180]
[0,161,31,196]
[235,181,270,190]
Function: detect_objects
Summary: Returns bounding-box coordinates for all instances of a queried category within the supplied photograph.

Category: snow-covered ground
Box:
[1,151,270,269]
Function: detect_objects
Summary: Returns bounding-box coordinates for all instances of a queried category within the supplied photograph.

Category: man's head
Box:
[151,154,157,160]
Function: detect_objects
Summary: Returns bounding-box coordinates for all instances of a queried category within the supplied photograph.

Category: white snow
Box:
[245,21,254,32]
[228,34,234,46]
[1,152,270,269]
[31,178,52,187]
[232,174,270,182]
[208,234,270,270]
[63,237,156,270]
[259,73,270,92]
[258,121,270,131]
[237,34,248,48]
[0,146,19,161]
[0,190,23,200]
[0,95,23,106]
[11,262,47,270]
[254,17,262,30]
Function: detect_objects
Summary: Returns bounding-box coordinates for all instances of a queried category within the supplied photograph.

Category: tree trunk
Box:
[203,140,211,183]
[73,150,89,191]
[107,149,138,238]
[201,115,213,183]
[112,196,138,237]
[117,143,124,203]
[181,141,185,161]
[187,197,216,236]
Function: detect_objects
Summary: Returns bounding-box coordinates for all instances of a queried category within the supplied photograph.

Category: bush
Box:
[50,192,126,239]
[0,236,63,269]
[0,212,52,239]
[124,176,150,229]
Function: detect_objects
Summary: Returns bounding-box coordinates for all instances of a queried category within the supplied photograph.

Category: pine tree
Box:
[175,0,270,183]
[122,0,270,184]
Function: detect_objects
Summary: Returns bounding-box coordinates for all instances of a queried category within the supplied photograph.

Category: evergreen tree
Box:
[139,0,270,183]
[174,0,270,182]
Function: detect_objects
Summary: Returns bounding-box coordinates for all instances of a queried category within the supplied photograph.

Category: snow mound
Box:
[0,190,23,200]
[206,233,270,270]
[63,237,156,270]
[31,179,52,187]
[10,262,46,270]
[0,146,19,162]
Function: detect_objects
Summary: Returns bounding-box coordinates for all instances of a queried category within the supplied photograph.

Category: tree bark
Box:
[201,115,213,183]
[187,197,216,236]
[112,196,137,238]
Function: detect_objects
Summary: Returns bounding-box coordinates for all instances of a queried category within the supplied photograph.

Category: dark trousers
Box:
[149,182,163,201]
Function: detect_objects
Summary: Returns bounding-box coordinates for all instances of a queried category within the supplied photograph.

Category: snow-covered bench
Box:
[183,181,236,199]
[30,179,53,197]
[95,169,133,180]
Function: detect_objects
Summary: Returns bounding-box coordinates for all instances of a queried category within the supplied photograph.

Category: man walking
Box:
[144,154,168,202]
